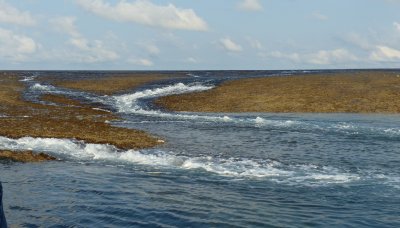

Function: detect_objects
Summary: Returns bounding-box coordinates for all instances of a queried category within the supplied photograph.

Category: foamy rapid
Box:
[114,82,213,113]
[20,75,37,82]
[27,82,400,137]
[31,83,54,91]
[0,136,365,185]
[111,82,308,125]
[186,73,200,78]
[111,82,245,122]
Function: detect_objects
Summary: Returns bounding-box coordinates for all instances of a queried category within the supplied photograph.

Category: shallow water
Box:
[1,70,400,227]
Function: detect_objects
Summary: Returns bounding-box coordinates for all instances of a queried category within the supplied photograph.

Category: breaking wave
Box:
[113,82,213,113]
[31,83,55,91]
[0,136,366,185]
[20,75,37,82]
[186,73,200,78]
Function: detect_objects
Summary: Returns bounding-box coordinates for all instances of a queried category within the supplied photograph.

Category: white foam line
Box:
[92,108,112,113]
[111,82,308,126]
[31,83,55,91]
[186,73,200,78]
[112,82,242,122]
[113,82,213,113]
[19,75,37,82]
[375,174,400,190]
[0,136,361,184]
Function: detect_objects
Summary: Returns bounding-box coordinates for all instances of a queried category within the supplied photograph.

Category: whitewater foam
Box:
[186,73,200,78]
[383,128,400,136]
[111,82,248,122]
[380,175,400,190]
[31,83,54,91]
[253,117,300,127]
[20,76,37,82]
[334,123,355,130]
[114,82,213,113]
[0,136,362,185]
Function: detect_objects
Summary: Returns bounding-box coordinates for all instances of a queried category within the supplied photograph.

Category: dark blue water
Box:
[1,70,400,227]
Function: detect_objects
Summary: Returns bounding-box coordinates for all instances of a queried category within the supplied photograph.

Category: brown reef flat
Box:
[0,150,56,163]
[52,73,182,95]
[0,73,165,153]
[155,71,400,113]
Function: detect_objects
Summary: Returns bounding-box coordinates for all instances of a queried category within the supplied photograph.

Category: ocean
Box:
[1,70,400,227]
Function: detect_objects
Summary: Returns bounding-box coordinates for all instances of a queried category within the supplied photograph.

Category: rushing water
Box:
[1,70,400,227]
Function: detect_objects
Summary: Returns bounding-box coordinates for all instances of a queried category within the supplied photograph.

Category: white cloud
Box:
[344,33,372,50]
[312,12,328,21]
[68,37,119,63]
[137,42,160,55]
[266,51,300,62]
[77,0,208,31]
[394,22,400,32]
[0,28,37,61]
[69,37,88,50]
[50,17,80,37]
[370,45,400,62]
[237,0,263,12]
[48,16,119,63]
[0,0,36,26]
[264,48,358,65]
[308,49,358,65]
[128,58,154,66]
[219,38,243,52]
[145,44,160,55]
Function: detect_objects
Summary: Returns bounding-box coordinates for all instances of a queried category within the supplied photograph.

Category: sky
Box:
[0,0,399,70]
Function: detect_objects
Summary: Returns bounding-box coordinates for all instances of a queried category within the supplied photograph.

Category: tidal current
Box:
[1,71,400,227]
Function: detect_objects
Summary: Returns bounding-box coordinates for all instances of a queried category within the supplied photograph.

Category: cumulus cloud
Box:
[0,0,36,26]
[369,45,400,62]
[308,49,358,65]
[76,0,208,31]
[0,28,37,61]
[128,58,154,66]
[136,42,160,55]
[264,48,358,65]
[394,22,400,32]
[219,38,243,52]
[68,37,119,63]
[344,33,372,50]
[50,17,80,37]
[49,16,119,63]
[266,51,300,62]
[237,0,263,12]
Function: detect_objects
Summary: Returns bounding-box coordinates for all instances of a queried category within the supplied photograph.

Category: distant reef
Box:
[0,150,56,163]
[155,71,400,113]
[0,73,179,162]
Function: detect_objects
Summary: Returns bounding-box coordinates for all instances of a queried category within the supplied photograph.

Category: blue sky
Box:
[0,0,399,70]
